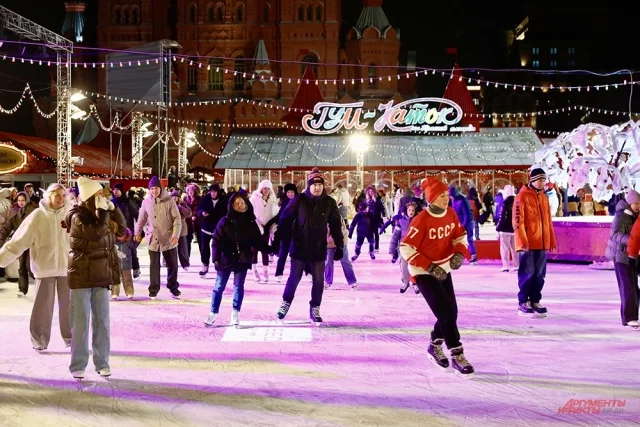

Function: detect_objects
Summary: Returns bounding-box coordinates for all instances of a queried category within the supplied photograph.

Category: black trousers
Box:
[177,236,190,268]
[374,228,380,250]
[149,248,179,294]
[415,273,462,349]
[614,262,640,324]
[200,231,213,267]
[18,251,31,294]
[355,234,375,255]
[252,233,270,266]
[282,259,325,307]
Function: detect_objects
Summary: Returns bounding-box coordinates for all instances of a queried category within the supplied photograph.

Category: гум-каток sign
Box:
[0,144,28,174]
[301,98,476,135]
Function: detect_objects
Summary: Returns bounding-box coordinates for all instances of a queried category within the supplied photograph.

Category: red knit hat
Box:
[421,177,449,204]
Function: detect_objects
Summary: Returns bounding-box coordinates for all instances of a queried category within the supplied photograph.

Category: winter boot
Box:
[518,301,534,316]
[277,301,291,320]
[427,338,449,370]
[310,306,323,323]
[450,346,474,378]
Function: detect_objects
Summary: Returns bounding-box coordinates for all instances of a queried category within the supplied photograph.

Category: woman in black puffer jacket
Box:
[496,185,518,272]
[204,192,269,328]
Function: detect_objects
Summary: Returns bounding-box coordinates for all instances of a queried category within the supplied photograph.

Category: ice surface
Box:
[0,233,639,426]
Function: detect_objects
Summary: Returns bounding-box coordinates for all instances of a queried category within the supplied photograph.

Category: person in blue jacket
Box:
[449,186,478,265]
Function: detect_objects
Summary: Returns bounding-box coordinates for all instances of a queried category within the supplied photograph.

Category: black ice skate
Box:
[310,306,323,323]
[170,289,181,300]
[400,282,410,293]
[391,254,398,263]
[277,301,291,320]
[518,302,534,316]
[351,254,359,262]
[427,339,449,370]
[469,255,478,265]
[369,252,376,260]
[531,302,548,317]
[450,346,474,378]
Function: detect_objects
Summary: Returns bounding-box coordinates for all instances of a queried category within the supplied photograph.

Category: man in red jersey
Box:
[399,177,474,378]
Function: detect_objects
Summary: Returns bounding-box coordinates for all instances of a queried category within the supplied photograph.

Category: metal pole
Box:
[56,51,72,186]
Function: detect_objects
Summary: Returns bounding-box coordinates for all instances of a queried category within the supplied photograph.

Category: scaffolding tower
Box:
[0,5,74,186]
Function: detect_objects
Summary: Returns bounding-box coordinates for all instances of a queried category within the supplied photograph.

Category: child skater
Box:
[324,220,358,290]
[399,177,474,378]
[204,191,270,327]
[380,211,403,263]
[349,202,375,261]
[390,201,419,294]
[111,228,134,300]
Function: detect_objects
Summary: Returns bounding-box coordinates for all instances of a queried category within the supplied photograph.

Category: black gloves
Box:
[333,247,344,261]
[450,253,464,270]
[427,263,448,281]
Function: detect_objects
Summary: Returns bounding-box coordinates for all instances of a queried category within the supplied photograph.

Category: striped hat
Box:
[529,168,547,183]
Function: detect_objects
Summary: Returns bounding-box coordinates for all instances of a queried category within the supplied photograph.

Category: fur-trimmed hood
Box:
[249,180,278,231]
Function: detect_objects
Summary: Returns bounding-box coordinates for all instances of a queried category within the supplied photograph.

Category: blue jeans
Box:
[325,246,357,285]
[467,222,477,256]
[210,268,248,313]
[517,250,547,303]
[69,287,110,373]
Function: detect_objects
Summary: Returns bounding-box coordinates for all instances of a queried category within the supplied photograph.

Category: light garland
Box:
[2,53,636,92]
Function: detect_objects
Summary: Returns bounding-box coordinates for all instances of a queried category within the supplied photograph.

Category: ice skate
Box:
[351,254,359,262]
[252,266,262,283]
[469,255,478,265]
[199,266,209,277]
[350,282,358,290]
[427,339,449,371]
[518,301,534,316]
[531,302,548,317]
[262,266,269,283]
[170,289,181,300]
[133,269,141,279]
[450,347,474,378]
[231,309,240,326]
[412,284,420,294]
[275,275,283,284]
[324,282,332,289]
[97,368,111,377]
[624,320,640,329]
[71,371,85,379]
[310,306,323,324]
[400,283,410,293]
[149,292,158,300]
[501,268,509,272]
[369,252,376,260]
[204,312,218,327]
[391,254,398,264]
[16,291,25,298]
[277,301,291,320]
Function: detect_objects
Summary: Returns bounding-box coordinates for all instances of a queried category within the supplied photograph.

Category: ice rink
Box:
[0,233,639,426]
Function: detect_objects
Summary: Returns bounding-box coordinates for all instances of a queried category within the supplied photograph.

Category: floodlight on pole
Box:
[70,92,86,103]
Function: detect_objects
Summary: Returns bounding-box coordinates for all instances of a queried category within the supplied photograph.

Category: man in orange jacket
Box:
[513,168,556,317]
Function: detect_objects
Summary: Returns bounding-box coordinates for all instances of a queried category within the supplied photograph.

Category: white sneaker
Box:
[17,291,25,298]
[204,312,218,327]
[71,370,85,379]
[231,309,240,326]
[97,368,111,377]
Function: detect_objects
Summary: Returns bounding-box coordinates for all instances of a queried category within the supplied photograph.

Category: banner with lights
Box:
[301,98,475,135]
[0,145,28,174]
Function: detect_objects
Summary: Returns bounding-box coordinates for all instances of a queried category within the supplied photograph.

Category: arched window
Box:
[207,6,215,22]
[213,119,222,143]
[197,120,206,142]
[131,7,139,25]
[216,5,224,21]
[234,57,245,90]
[307,6,313,21]
[301,53,318,76]
[112,6,121,25]
[368,64,377,88]
[297,6,304,21]
[122,6,130,25]
[187,59,198,93]
[235,4,244,21]
[315,5,322,21]
[263,3,270,22]
[187,3,197,23]
[208,58,224,90]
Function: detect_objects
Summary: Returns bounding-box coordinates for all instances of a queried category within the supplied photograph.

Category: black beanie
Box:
[284,183,298,194]
[114,183,124,192]
[529,168,547,183]
[307,168,324,187]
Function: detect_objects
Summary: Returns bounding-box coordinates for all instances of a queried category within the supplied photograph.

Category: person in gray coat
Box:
[606,190,640,328]
[134,177,182,300]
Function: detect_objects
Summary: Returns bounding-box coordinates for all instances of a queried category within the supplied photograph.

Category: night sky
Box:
[1,0,638,137]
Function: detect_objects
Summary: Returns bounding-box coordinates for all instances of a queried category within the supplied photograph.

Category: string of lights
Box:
[1,53,636,92]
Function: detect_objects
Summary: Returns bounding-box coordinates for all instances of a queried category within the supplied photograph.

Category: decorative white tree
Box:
[534,119,640,201]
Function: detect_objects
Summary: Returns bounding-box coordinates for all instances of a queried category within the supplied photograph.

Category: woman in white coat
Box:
[249,180,278,283]
[0,184,72,351]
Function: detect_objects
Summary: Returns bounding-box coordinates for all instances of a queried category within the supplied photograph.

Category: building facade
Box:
[95,0,414,171]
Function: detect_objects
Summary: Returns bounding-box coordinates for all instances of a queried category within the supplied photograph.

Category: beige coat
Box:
[135,190,181,252]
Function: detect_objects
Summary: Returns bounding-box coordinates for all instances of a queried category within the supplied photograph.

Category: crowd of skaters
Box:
[1,163,639,380]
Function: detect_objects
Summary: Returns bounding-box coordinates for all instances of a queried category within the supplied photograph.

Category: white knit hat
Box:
[77,177,103,202]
